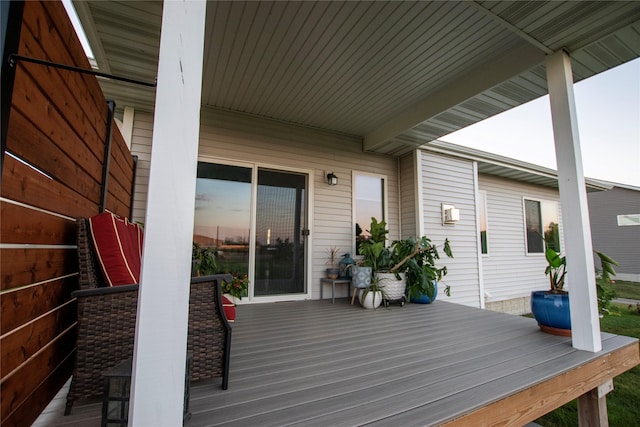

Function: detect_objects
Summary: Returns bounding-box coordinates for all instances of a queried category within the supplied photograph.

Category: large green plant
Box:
[358,218,392,271]
[397,236,453,301]
[359,218,453,300]
[192,242,218,276]
[543,245,619,315]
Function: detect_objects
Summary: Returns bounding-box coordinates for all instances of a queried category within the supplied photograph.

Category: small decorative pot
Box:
[350,266,372,289]
[326,268,340,280]
[530,290,571,336]
[359,289,383,309]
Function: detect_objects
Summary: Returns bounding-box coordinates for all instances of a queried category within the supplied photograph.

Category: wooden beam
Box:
[440,341,640,426]
[578,387,609,427]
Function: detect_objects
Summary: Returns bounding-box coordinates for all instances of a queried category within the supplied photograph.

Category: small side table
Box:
[320,278,350,303]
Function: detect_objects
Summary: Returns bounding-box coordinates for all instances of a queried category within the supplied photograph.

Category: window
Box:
[354,173,386,255]
[617,214,640,226]
[478,190,488,254]
[524,198,560,254]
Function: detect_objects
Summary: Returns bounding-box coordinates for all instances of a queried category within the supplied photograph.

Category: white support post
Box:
[546,50,601,352]
[129,1,207,425]
[121,106,135,149]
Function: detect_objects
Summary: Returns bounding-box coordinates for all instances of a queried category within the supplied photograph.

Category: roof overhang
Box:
[73,1,640,156]
[421,140,613,192]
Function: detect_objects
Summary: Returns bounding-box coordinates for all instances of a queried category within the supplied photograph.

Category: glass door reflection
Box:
[193,163,251,296]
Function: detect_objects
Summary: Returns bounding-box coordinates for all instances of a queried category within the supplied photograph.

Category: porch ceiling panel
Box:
[74,1,640,156]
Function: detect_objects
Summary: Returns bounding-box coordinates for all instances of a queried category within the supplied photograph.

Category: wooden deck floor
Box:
[38,299,639,426]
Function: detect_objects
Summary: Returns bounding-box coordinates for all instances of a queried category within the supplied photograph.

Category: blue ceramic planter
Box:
[410,282,438,304]
[530,290,571,334]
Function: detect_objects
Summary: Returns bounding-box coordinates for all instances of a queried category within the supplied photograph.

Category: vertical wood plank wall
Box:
[0,2,135,425]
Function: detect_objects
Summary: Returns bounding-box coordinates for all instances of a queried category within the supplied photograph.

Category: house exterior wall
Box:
[588,186,640,281]
[478,174,565,314]
[419,151,481,308]
[130,107,400,300]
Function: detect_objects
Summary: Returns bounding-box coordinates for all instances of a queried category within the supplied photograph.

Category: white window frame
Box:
[352,171,388,256]
[522,197,560,256]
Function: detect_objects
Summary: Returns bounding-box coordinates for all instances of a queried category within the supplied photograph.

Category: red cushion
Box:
[89,212,144,286]
[222,295,236,322]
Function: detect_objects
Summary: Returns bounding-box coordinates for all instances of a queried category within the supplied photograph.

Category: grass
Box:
[535,297,640,426]
[612,280,640,300]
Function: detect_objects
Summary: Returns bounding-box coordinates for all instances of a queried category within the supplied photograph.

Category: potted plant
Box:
[359,276,386,309]
[531,246,618,336]
[325,246,341,279]
[396,236,453,304]
[192,242,218,276]
[221,273,249,301]
[358,218,400,305]
[358,218,453,305]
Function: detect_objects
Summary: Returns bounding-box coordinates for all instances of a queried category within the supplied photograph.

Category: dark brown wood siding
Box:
[0,1,136,425]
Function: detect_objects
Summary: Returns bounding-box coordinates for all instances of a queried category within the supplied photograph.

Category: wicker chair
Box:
[65,218,232,414]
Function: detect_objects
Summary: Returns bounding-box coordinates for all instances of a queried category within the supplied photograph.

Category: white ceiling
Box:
[74,1,640,156]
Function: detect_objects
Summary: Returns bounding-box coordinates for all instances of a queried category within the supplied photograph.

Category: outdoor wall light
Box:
[327,172,338,186]
[442,204,460,225]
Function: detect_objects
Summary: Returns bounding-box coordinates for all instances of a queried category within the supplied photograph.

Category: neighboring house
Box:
[588,182,640,282]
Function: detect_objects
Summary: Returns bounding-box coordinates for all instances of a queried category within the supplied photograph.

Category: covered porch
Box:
[3,1,640,425]
[42,299,638,426]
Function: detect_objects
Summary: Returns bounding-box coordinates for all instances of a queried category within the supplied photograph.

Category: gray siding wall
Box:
[420,151,481,307]
[131,107,399,300]
[399,152,417,238]
[588,186,640,278]
[478,174,565,302]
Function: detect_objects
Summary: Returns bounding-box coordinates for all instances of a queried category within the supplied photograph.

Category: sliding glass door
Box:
[193,162,308,300]
[254,168,307,296]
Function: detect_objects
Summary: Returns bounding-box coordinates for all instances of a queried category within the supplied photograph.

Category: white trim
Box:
[473,162,486,309]
[122,106,135,149]
[415,150,425,236]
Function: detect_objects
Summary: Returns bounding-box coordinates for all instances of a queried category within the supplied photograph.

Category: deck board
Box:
[39,299,639,426]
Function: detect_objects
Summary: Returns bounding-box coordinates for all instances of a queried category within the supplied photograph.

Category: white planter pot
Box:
[376,272,406,301]
[359,289,383,309]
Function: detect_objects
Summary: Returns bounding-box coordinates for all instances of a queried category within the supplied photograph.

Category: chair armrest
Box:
[191,274,233,285]
[72,284,139,298]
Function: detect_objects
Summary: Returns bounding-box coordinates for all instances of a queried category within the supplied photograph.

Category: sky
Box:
[442,58,640,187]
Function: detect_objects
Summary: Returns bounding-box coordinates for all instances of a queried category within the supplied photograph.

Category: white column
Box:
[129,1,207,425]
[546,50,601,352]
